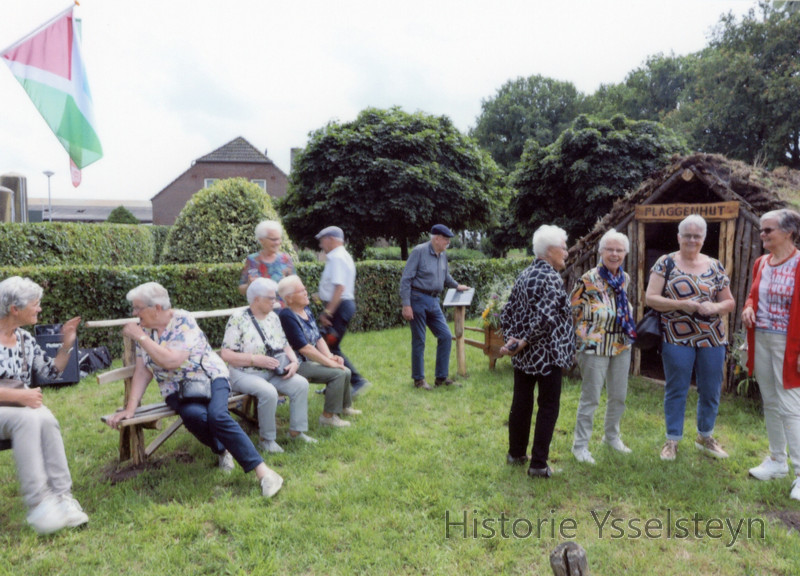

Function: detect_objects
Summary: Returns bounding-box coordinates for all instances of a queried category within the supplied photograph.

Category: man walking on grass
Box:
[400,224,470,391]
[316,226,371,397]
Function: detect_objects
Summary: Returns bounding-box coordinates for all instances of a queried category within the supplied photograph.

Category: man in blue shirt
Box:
[399,224,469,390]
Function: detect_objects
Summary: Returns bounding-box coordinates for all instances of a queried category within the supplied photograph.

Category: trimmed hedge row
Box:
[0,222,156,267]
[0,258,529,357]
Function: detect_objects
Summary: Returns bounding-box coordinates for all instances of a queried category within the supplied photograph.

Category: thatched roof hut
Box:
[563,153,800,386]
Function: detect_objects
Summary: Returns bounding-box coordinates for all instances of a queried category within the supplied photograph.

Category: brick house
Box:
[150,137,288,225]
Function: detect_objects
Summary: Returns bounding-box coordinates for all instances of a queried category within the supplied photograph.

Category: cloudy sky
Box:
[0,0,757,203]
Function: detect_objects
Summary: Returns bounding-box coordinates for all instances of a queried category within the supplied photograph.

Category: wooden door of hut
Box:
[629,201,740,380]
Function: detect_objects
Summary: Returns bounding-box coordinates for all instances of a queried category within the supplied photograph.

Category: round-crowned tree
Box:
[106,205,139,224]
[161,178,296,264]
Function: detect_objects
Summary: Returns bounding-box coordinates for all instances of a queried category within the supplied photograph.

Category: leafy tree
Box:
[585,53,697,122]
[510,114,688,241]
[470,75,585,171]
[106,205,139,224]
[280,107,507,260]
[668,3,800,167]
[161,178,295,264]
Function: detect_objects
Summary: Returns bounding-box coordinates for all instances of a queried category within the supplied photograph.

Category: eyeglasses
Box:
[131,304,151,314]
[264,236,282,242]
[760,227,776,235]
[680,234,704,241]
[261,295,276,301]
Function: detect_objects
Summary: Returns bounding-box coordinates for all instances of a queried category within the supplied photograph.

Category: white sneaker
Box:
[260,469,284,499]
[749,456,789,481]
[58,495,89,528]
[603,436,632,454]
[791,478,800,501]
[572,447,596,464]
[218,450,235,473]
[291,432,318,444]
[319,414,351,427]
[26,496,68,535]
[259,439,285,454]
[342,407,362,416]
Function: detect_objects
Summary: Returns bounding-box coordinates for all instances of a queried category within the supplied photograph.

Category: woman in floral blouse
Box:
[570,230,636,465]
[221,278,315,454]
[238,220,295,300]
[645,215,735,462]
[500,225,575,479]
[106,282,283,498]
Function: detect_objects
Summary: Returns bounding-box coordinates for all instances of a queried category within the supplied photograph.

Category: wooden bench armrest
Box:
[97,365,136,385]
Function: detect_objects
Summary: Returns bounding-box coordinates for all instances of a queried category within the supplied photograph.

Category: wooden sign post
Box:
[444,288,475,377]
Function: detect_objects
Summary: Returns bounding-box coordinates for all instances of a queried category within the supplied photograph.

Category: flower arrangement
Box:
[481,279,513,331]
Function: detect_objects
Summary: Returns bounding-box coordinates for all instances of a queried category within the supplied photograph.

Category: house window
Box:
[204,178,218,188]
[251,179,267,192]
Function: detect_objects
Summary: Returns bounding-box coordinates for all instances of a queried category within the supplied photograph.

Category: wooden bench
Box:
[88,306,259,466]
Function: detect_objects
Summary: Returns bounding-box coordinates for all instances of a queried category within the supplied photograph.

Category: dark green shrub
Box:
[363,247,401,261]
[149,226,171,264]
[296,249,318,263]
[0,222,155,266]
[0,258,528,357]
[161,178,297,264]
[106,206,139,224]
[447,249,486,261]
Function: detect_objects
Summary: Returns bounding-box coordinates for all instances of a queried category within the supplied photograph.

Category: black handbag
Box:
[247,309,291,376]
[634,256,674,350]
[177,356,212,404]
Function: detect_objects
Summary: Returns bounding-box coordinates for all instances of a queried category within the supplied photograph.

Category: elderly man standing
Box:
[400,224,470,390]
[315,226,371,396]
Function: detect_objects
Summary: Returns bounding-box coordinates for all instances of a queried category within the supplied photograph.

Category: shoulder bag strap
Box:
[246,308,274,354]
[662,256,675,297]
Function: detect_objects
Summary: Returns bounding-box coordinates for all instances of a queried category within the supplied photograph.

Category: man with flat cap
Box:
[315,226,371,396]
[400,224,470,390]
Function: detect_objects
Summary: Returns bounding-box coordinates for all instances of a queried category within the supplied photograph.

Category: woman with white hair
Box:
[646,214,735,461]
[0,276,88,534]
[742,209,800,499]
[105,282,283,498]
[238,220,295,298]
[277,275,359,428]
[499,225,575,479]
[569,229,636,464]
[221,278,316,454]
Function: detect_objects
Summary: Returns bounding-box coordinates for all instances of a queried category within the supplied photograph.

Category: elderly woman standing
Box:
[500,225,575,479]
[570,230,636,464]
[742,209,800,499]
[239,220,295,297]
[221,278,316,454]
[277,275,359,428]
[646,214,735,461]
[0,276,88,534]
[106,282,283,498]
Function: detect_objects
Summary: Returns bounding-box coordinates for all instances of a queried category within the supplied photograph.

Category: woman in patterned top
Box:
[645,215,735,462]
[570,230,636,465]
[221,278,316,454]
[238,220,295,299]
[741,209,800,500]
[106,282,283,499]
[499,225,575,479]
[0,276,88,534]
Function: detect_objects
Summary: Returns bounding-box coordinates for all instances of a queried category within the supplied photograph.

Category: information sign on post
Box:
[443,288,475,377]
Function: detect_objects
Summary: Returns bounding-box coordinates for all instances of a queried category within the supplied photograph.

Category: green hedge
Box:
[0,222,156,267]
[0,258,529,357]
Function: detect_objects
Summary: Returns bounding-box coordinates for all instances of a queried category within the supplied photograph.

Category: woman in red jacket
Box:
[742,208,800,500]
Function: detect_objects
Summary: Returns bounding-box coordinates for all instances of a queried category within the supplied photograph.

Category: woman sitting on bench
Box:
[0,276,89,534]
[105,282,283,498]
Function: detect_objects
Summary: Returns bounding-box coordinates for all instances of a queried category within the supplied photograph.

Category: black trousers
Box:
[508,366,562,469]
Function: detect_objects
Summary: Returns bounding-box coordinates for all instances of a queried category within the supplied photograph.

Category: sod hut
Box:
[563,153,800,387]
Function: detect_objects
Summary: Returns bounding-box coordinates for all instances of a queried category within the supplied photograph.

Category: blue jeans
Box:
[325,298,366,387]
[165,377,263,473]
[410,291,451,381]
[661,343,725,441]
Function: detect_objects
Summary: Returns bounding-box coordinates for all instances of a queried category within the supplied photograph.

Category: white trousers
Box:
[0,405,73,509]
[573,349,631,450]
[754,331,800,475]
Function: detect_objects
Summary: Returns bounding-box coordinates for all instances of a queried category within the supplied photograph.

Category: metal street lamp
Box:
[43,170,54,222]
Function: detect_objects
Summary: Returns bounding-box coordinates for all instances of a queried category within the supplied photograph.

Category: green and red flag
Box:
[1,4,102,186]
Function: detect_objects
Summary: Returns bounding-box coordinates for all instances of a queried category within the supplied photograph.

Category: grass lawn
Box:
[2,324,800,575]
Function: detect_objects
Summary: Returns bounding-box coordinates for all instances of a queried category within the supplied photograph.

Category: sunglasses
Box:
[760,227,776,235]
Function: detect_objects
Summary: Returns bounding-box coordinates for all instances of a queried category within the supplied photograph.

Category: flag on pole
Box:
[1,4,102,187]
